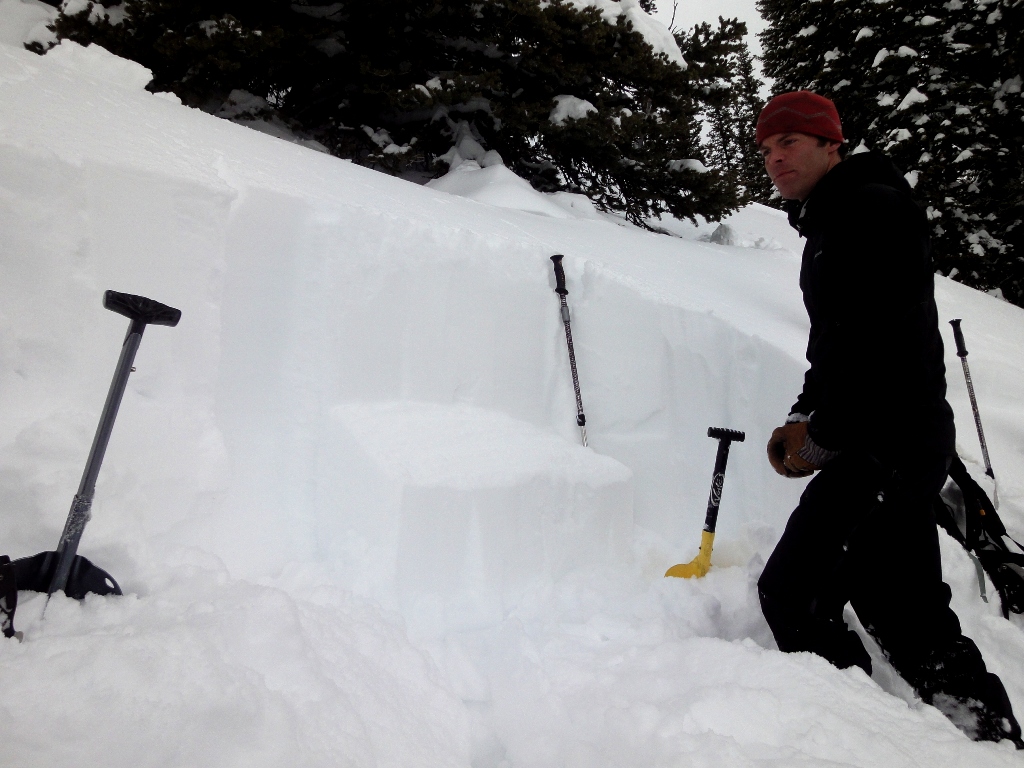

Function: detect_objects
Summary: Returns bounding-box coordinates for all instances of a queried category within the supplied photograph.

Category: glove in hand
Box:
[767,421,818,478]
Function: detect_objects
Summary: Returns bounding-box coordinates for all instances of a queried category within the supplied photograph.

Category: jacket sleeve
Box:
[790,357,820,418]
[803,185,931,451]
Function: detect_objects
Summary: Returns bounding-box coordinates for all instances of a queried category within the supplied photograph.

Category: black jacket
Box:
[786,152,955,459]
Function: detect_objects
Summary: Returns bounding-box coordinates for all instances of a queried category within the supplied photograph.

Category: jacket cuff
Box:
[797,434,840,467]
[786,413,810,423]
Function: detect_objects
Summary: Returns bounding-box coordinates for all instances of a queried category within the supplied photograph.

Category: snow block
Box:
[315,402,633,631]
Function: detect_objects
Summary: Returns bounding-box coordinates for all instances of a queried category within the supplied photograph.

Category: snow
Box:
[899,87,929,110]
[668,158,710,174]
[45,39,153,91]
[427,162,577,219]
[565,0,686,69]
[0,0,54,49]
[549,94,598,126]
[2,26,1024,768]
[435,123,504,172]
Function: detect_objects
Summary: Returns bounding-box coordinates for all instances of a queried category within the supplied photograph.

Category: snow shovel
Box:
[6,291,180,623]
[666,427,745,578]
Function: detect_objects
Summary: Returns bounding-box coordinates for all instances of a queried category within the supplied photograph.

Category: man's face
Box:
[759,132,842,201]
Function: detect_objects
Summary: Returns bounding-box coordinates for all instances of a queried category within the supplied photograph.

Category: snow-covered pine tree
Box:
[993,0,1024,303]
[47,1,312,111]
[48,0,738,227]
[732,41,776,206]
[757,0,1024,306]
[679,18,774,207]
[677,19,741,201]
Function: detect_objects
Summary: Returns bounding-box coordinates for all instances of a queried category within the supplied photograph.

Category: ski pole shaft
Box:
[949,319,994,480]
[48,291,181,597]
[550,255,588,447]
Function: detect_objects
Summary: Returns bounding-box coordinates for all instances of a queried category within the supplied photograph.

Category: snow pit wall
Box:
[0,44,806,627]
[0,153,800,607]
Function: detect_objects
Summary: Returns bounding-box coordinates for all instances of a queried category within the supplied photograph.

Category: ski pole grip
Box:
[104,291,181,327]
[949,319,968,358]
[550,255,568,296]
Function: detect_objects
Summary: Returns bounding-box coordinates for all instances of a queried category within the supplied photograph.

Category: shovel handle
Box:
[550,255,568,296]
[704,427,745,532]
[48,291,181,596]
[105,291,181,327]
[708,427,745,443]
[949,319,968,358]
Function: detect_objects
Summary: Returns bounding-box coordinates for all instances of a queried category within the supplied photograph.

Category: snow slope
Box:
[1,34,1024,767]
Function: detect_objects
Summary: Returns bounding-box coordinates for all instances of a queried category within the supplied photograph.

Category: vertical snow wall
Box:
[0,44,807,627]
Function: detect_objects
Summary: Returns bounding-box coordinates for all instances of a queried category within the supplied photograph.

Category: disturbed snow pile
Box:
[2,32,1024,768]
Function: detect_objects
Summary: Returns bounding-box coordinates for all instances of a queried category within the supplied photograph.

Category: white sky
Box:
[651,0,770,90]
[652,0,766,57]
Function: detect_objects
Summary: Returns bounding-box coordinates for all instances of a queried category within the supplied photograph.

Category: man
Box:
[755,90,1022,746]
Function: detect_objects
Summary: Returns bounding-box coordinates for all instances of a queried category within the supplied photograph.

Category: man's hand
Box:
[766,422,819,478]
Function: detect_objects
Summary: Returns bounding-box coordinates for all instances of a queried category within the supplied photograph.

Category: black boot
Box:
[902,637,1023,748]
[759,587,872,675]
[929,673,1023,748]
[0,555,20,640]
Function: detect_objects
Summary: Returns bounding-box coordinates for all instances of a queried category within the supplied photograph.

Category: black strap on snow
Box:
[11,552,122,600]
[936,455,1024,618]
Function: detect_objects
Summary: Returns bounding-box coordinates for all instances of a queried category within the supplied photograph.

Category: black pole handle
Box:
[708,427,745,443]
[550,255,568,296]
[105,291,181,327]
[949,319,968,358]
[703,427,745,532]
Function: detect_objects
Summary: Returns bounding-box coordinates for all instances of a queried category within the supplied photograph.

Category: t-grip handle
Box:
[104,291,181,327]
[48,290,181,598]
[550,255,568,296]
[708,427,745,443]
[949,319,968,358]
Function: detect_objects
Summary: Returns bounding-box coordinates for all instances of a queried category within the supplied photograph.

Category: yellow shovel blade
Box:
[665,530,715,579]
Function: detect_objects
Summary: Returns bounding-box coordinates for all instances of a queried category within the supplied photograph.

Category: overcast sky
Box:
[652,0,766,54]
[651,0,771,90]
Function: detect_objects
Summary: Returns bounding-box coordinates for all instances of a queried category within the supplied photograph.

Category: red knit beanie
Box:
[756,91,844,146]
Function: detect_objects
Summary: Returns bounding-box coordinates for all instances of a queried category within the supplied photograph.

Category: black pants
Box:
[759,452,1021,744]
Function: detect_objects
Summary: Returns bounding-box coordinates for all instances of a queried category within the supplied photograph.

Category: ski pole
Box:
[46,291,181,597]
[949,319,996,490]
[550,255,588,447]
[666,427,745,578]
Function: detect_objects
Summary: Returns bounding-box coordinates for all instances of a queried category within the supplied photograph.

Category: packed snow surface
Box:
[2,29,1024,768]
